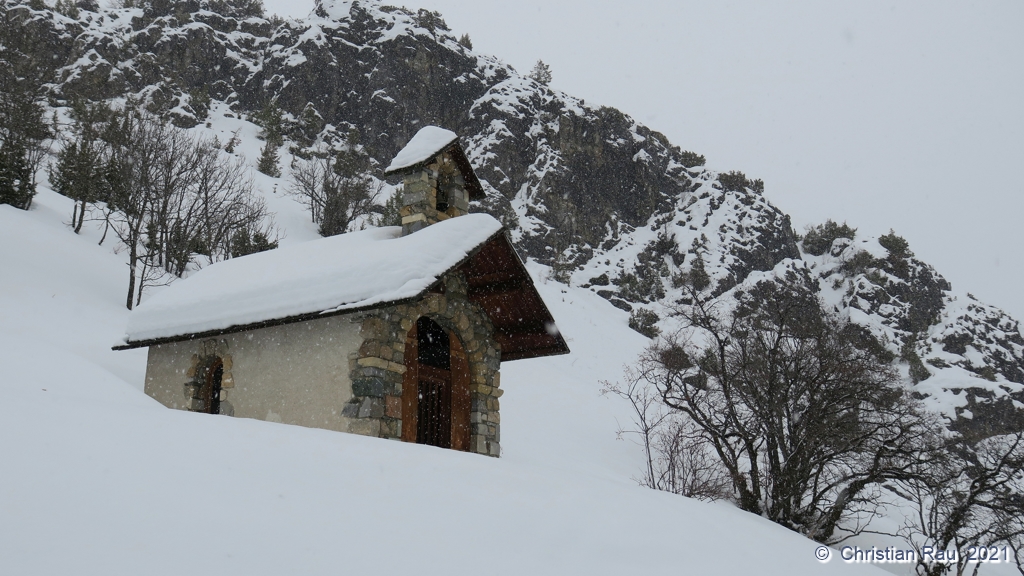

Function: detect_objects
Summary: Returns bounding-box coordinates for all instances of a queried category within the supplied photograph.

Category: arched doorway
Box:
[402,317,471,450]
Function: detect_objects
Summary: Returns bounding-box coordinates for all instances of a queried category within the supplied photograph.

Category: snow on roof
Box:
[385,126,458,174]
[123,214,504,345]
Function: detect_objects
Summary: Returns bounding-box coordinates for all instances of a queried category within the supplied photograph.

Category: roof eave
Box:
[500,345,571,362]
[112,293,426,351]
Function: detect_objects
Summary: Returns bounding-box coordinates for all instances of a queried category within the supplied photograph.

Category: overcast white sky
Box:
[264,0,1024,320]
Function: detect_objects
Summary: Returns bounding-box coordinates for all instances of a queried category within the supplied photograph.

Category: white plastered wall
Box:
[144,313,362,433]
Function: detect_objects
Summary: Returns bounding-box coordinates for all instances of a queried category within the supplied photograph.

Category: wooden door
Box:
[416,365,452,448]
[401,325,419,443]
[401,317,471,451]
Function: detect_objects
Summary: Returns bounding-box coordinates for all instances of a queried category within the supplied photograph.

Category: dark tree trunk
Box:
[126,249,137,310]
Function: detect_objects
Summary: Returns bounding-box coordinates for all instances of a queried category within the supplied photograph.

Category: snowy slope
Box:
[0,191,891,575]
[1,1,1020,572]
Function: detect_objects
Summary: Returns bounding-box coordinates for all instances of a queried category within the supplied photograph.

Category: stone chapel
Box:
[115,126,569,457]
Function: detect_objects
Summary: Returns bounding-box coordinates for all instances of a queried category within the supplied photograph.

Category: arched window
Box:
[190,357,223,415]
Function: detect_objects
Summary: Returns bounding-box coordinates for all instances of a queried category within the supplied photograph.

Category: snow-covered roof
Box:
[385,126,458,173]
[121,214,504,345]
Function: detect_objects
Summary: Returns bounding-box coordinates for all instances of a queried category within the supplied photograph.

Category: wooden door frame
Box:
[449,335,470,451]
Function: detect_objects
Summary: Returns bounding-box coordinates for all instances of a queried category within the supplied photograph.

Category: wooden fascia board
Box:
[499,344,571,362]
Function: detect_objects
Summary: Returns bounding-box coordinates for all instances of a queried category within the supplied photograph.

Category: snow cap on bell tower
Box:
[384,126,485,236]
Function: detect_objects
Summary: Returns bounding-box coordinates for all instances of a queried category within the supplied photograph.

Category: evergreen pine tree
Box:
[255,100,283,146]
[0,143,35,210]
[51,137,105,232]
[257,140,281,177]
[231,227,278,257]
[458,33,472,50]
[224,129,240,153]
[374,190,402,227]
[688,252,710,292]
[528,59,552,85]
[296,103,323,145]
[50,141,80,193]
[53,0,79,19]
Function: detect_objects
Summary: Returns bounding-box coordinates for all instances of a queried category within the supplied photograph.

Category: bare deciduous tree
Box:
[85,105,275,308]
[289,146,381,237]
[893,431,1024,576]
[640,268,930,542]
[603,366,753,501]
[602,368,668,489]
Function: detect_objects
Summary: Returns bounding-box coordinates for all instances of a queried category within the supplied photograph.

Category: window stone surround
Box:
[183,338,235,416]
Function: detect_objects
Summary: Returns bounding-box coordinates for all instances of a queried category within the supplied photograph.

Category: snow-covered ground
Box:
[0,185,898,574]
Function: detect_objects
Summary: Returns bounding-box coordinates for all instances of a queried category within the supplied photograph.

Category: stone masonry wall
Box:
[400,149,471,235]
[343,272,503,456]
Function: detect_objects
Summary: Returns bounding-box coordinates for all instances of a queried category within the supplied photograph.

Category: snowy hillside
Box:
[2,0,1023,573]
[0,189,894,576]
